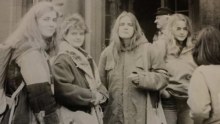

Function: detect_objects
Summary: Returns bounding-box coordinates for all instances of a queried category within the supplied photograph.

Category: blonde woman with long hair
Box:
[99,11,168,124]
[0,2,59,124]
[155,13,197,124]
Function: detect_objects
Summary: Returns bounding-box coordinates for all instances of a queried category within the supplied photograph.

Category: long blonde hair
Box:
[5,1,58,50]
[166,13,193,47]
[109,11,144,63]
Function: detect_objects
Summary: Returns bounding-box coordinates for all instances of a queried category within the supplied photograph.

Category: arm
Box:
[53,54,96,107]
[16,50,50,85]
[98,50,108,89]
[137,44,168,91]
[16,50,58,116]
[187,69,211,121]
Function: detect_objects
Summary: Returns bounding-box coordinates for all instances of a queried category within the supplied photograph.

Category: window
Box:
[164,0,189,16]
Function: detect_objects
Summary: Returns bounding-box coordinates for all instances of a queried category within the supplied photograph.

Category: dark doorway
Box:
[133,0,161,42]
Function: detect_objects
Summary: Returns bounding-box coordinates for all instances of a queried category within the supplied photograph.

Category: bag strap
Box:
[8,82,25,124]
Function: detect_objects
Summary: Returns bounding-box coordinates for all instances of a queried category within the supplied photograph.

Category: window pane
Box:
[105,16,112,40]
[176,0,188,10]
[167,0,175,11]
[106,0,111,15]
[177,11,189,16]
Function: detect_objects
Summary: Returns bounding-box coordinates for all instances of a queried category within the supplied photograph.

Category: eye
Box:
[53,18,57,22]
[119,23,124,26]
[43,17,50,21]
[176,27,181,30]
[183,27,188,31]
[128,23,133,27]
[80,32,85,35]
[71,32,77,35]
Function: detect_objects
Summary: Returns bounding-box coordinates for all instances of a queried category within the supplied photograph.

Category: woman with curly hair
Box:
[52,13,108,124]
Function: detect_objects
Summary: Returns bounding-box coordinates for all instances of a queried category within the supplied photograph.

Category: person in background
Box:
[1,2,59,124]
[98,11,168,124]
[52,13,108,124]
[153,7,173,42]
[154,13,197,124]
[188,26,220,124]
[52,0,66,23]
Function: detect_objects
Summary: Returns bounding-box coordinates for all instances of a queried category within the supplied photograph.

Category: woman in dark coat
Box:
[52,14,108,124]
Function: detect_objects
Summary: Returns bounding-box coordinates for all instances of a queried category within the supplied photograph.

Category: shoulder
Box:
[12,39,35,59]
[53,53,73,66]
[100,45,112,58]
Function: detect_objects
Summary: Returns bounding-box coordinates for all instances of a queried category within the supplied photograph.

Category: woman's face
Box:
[37,10,57,39]
[64,29,85,48]
[172,20,188,41]
[118,16,135,41]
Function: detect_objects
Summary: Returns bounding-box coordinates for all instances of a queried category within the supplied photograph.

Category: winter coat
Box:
[1,39,52,124]
[98,35,168,124]
[154,36,197,99]
[188,65,220,124]
[52,41,108,123]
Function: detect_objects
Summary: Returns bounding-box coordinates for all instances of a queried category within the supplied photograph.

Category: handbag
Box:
[147,93,167,124]
[59,106,100,124]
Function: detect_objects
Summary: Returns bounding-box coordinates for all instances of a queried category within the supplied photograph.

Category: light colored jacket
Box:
[154,36,197,98]
[98,35,168,124]
[188,65,220,124]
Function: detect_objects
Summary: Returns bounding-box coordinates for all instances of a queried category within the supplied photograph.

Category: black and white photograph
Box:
[0,0,220,124]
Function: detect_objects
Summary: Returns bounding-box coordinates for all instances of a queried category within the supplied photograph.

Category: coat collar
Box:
[58,41,94,78]
[105,34,148,70]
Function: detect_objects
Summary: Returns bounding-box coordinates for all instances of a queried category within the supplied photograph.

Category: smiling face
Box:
[37,10,57,39]
[118,16,135,41]
[64,29,85,48]
[172,20,188,42]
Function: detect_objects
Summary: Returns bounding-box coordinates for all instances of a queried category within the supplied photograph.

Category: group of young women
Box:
[0,1,220,124]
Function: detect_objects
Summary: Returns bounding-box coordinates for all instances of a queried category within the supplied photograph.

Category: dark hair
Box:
[193,26,220,65]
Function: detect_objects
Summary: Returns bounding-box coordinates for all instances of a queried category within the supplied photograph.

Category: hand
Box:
[128,72,139,86]
[161,89,171,98]
[91,91,104,106]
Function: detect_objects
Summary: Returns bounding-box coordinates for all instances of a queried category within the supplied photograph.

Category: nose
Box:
[154,20,157,23]
[122,24,129,30]
[49,20,57,28]
[180,29,186,35]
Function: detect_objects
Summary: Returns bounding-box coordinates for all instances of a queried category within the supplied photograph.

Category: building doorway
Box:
[133,0,161,42]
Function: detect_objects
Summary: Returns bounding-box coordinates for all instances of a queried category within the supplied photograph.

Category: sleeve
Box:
[16,50,50,85]
[98,50,108,89]
[52,54,95,107]
[152,35,168,61]
[187,68,211,120]
[137,44,168,91]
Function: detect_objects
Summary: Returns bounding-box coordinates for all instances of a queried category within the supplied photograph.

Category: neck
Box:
[122,39,131,48]
[176,38,187,48]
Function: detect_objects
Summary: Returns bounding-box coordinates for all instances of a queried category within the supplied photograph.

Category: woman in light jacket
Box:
[52,14,108,124]
[1,2,59,124]
[98,11,168,124]
[154,13,197,124]
[188,26,220,124]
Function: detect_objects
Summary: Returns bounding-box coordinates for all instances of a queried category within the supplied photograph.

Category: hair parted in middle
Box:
[5,1,58,50]
[166,13,193,38]
[109,11,145,63]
